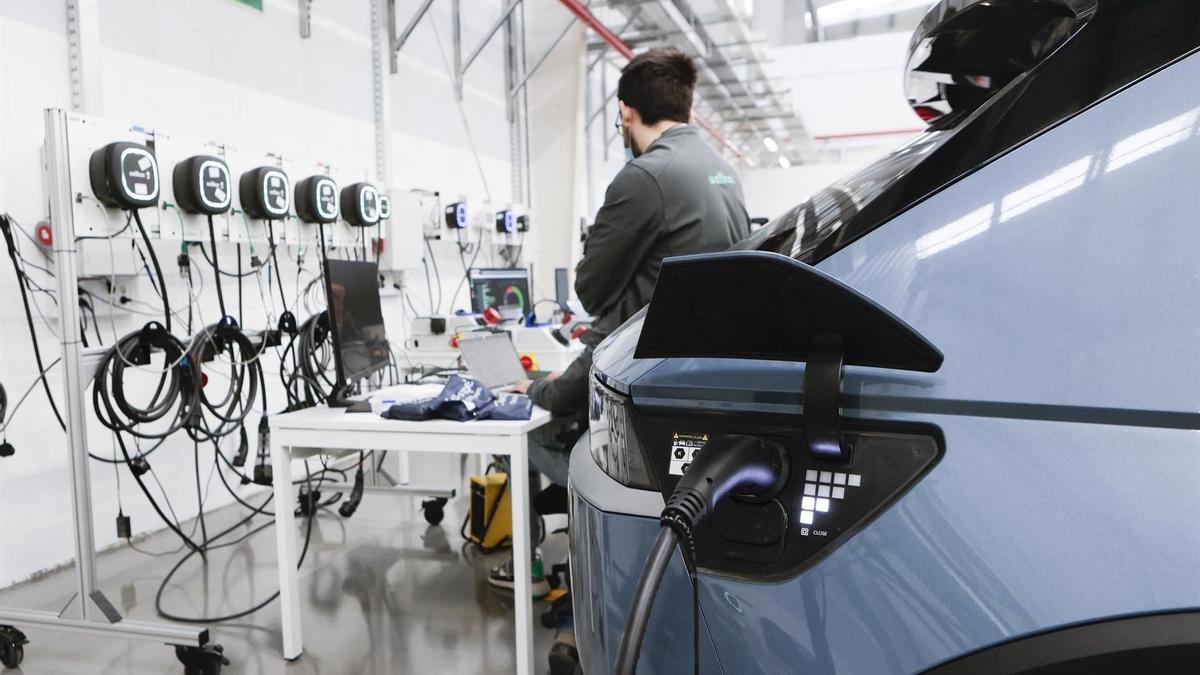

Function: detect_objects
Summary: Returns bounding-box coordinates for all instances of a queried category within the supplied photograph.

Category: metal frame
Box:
[578,0,814,167]
[386,0,544,206]
[0,108,208,654]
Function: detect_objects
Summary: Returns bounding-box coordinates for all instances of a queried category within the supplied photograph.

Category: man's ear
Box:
[619,101,637,127]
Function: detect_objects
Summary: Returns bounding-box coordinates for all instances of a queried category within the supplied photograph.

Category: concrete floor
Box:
[0,489,566,674]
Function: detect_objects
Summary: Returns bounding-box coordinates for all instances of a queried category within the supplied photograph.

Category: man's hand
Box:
[511,379,534,394]
[547,370,563,381]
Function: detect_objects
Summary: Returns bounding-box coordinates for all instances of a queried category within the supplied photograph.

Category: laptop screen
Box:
[457,333,527,389]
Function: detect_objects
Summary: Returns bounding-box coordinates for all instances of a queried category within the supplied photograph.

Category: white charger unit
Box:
[378,190,435,272]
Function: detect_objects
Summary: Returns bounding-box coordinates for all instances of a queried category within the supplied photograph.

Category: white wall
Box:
[741,162,868,222]
[770,31,920,141]
[742,31,926,223]
[0,0,581,587]
[526,11,587,299]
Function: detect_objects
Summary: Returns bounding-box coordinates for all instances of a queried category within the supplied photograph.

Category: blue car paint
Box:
[573,37,1200,675]
[570,490,725,673]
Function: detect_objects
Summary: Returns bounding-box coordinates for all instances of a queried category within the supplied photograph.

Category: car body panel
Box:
[573,414,1200,673]
[570,446,724,675]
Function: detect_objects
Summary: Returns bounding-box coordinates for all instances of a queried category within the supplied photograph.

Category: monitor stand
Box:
[326,385,353,408]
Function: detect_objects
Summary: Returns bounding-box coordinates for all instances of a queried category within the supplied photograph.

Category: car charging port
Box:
[614,434,788,675]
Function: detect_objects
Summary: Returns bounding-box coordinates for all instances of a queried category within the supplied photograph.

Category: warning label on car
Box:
[668,432,708,476]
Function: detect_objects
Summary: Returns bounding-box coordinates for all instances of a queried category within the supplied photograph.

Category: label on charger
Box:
[668,432,708,476]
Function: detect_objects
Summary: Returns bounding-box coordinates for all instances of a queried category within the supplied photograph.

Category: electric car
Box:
[569,1,1200,672]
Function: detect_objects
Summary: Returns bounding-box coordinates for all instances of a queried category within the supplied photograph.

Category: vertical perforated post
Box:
[65,0,103,114]
[298,0,313,38]
[45,108,101,620]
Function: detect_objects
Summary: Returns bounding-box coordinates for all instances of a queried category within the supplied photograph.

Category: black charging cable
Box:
[206,214,228,318]
[0,214,66,430]
[130,209,171,333]
[614,434,789,675]
[337,452,366,518]
[0,381,12,458]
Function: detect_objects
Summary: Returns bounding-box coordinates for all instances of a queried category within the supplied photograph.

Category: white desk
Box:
[269,387,552,675]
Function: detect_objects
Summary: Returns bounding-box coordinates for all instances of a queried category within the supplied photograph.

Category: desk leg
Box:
[510,435,535,675]
[271,440,303,661]
[397,450,411,484]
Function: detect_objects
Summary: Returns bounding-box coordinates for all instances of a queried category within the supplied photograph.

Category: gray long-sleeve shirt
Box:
[575,124,751,332]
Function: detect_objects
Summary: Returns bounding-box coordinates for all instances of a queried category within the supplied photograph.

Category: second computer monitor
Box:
[324,259,389,387]
[469,268,530,318]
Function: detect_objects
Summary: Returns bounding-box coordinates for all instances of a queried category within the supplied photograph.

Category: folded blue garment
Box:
[381,375,532,422]
[478,393,533,421]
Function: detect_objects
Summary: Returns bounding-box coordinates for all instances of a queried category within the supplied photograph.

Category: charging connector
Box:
[116,512,132,539]
[232,423,250,468]
[252,417,273,486]
[338,466,365,518]
[614,434,788,675]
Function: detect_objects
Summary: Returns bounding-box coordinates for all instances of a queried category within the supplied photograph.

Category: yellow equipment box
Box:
[469,472,512,550]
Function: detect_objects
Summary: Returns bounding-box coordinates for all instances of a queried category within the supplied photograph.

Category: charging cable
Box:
[614,434,789,675]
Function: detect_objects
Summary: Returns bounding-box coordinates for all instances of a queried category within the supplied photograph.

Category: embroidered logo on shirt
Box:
[708,172,736,186]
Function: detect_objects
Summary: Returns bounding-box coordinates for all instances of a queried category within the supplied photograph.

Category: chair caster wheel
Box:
[422,497,448,525]
[0,625,28,670]
[0,644,23,670]
[175,643,229,675]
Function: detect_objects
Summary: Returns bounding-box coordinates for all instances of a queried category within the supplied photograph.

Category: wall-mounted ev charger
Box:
[444,201,468,229]
[173,155,232,215]
[340,182,381,227]
[295,175,340,224]
[89,141,161,210]
[239,166,291,220]
[494,209,516,234]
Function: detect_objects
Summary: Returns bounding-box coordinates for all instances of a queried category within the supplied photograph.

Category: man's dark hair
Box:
[617,48,698,125]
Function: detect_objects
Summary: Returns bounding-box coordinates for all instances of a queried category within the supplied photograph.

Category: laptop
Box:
[457,332,547,391]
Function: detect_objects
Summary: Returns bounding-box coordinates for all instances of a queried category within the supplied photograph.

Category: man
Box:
[491,46,751,673]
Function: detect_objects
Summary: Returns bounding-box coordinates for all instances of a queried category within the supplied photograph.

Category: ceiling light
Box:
[763,137,779,153]
[779,156,791,168]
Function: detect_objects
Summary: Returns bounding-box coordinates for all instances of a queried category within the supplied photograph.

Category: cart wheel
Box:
[0,625,27,671]
[0,643,22,669]
[423,502,445,525]
[175,643,228,675]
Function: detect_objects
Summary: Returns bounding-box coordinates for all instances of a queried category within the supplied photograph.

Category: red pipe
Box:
[812,128,924,141]
[558,0,746,163]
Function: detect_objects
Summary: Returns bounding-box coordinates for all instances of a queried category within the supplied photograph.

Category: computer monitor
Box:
[469,268,531,318]
[554,268,569,306]
[323,259,389,402]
